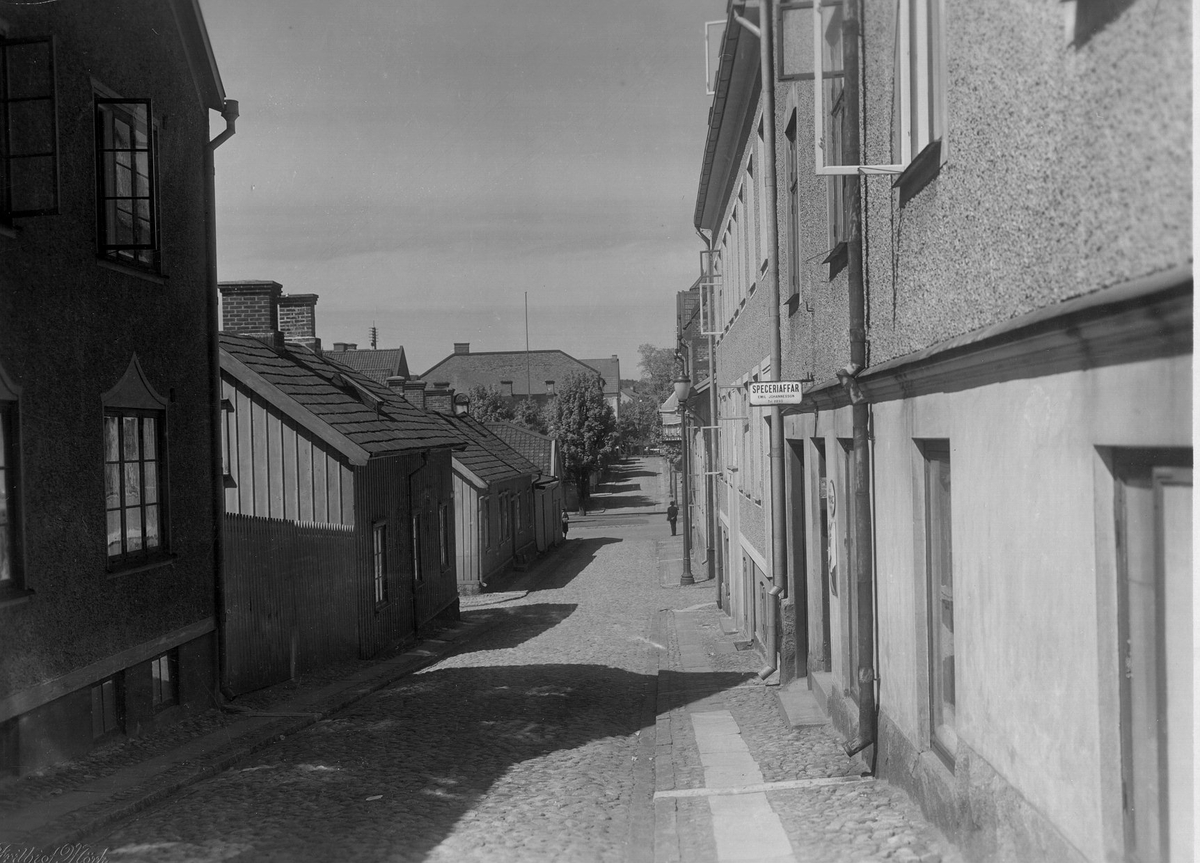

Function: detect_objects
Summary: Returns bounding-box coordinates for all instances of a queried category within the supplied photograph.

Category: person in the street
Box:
[561,508,570,538]
[666,500,678,536]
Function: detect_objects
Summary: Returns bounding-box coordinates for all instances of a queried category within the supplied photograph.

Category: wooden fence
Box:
[223,513,359,696]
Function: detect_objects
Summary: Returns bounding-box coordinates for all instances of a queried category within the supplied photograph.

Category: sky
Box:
[200,0,725,380]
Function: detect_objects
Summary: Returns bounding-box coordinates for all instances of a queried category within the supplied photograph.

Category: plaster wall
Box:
[869,353,1190,862]
[857,0,1191,367]
[0,2,218,698]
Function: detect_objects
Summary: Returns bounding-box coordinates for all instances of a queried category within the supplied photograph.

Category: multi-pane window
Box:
[1,36,59,222]
[411,513,424,583]
[785,114,801,301]
[372,522,387,603]
[893,0,945,168]
[91,675,122,740]
[479,497,491,549]
[104,411,164,563]
[0,389,19,591]
[151,650,178,710]
[824,2,849,263]
[220,398,235,482]
[95,97,158,268]
[922,441,954,764]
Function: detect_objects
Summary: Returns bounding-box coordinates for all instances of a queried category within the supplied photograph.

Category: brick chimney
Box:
[385,375,407,391]
[219,281,283,345]
[278,294,320,350]
[332,343,357,352]
[454,343,470,355]
[425,383,454,415]
[402,380,427,411]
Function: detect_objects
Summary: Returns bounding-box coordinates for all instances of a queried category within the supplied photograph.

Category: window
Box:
[756,123,771,274]
[91,675,122,740]
[95,96,159,269]
[411,513,423,584]
[824,2,849,275]
[372,522,387,603]
[1,35,58,223]
[150,650,178,710]
[104,411,164,564]
[500,380,513,397]
[1113,451,1192,862]
[893,0,946,199]
[479,496,491,549]
[438,503,450,569]
[0,365,22,593]
[785,112,802,304]
[220,398,235,484]
[545,380,555,396]
[515,492,522,534]
[922,440,954,764]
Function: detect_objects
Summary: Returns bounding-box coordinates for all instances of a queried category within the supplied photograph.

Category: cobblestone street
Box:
[83,458,960,863]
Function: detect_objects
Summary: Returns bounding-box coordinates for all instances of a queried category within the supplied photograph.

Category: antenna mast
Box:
[524,292,531,399]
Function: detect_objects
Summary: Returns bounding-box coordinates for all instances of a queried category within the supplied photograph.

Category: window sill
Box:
[785,292,801,317]
[223,474,237,489]
[894,139,943,206]
[0,588,35,610]
[97,257,168,285]
[824,242,847,280]
[106,553,176,579]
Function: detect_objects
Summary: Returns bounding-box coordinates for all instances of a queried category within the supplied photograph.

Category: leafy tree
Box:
[467,385,513,422]
[512,398,549,435]
[546,372,616,511]
[638,343,676,401]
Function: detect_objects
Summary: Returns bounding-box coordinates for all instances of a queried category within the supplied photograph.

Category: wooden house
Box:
[217,282,463,695]
[487,422,564,553]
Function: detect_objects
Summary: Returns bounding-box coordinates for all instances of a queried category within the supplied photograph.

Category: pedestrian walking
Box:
[561,508,570,538]
[666,500,678,536]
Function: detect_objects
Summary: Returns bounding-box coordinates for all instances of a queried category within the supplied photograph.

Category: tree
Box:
[638,343,676,401]
[546,372,616,512]
[512,398,549,435]
[467,385,513,422]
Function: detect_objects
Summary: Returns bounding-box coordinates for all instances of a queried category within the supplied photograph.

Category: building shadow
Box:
[97,662,752,861]
[458,603,579,652]
[523,537,620,593]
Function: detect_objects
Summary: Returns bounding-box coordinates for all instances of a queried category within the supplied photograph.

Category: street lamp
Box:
[673,374,695,586]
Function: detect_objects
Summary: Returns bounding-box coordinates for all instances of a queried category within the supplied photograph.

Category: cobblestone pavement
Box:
[77,457,961,863]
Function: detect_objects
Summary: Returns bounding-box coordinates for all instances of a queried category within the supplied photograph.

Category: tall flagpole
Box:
[525,292,531,398]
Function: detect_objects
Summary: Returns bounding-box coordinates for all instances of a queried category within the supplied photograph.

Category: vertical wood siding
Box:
[222,513,358,696]
[222,374,354,526]
[453,473,480,590]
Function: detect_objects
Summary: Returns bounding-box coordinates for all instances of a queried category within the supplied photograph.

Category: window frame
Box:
[0,363,25,599]
[150,649,179,711]
[892,0,947,201]
[372,521,388,605]
[411,512,424,584]
[90,674,123,740]
[921,439,955,768]
[94,94,160,271]
[1,35,60,222]
[438,503,450,570]
[104,408,167,568]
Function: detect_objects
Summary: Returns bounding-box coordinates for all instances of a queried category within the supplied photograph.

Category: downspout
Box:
[407,451,430,637]
[206,99,237,700]
[737,0,788,682]
[839,0,877,760]
[695,228,719,596]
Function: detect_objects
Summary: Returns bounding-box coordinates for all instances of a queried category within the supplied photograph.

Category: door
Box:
[813,438,832,673]
[1116,453,1192,863]
[786,439,809,678]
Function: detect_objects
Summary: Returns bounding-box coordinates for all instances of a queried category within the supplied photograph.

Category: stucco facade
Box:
[698,1,1192,860]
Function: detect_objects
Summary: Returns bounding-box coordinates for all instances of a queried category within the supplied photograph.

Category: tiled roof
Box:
[220,334,464,455]
[325,348,410,384]
[441,414,538,485]
[485,422,556,477]
[580,357,620,397]
[419,350,603,398]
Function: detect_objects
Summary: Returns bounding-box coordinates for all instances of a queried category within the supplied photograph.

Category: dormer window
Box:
[95,95,159,270]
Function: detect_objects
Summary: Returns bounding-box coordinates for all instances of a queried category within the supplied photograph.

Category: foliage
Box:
[512,398,549,435]
[637,343,677,401]
[610,343,677,453]
[467,385,513,423]
[545,372,616,510]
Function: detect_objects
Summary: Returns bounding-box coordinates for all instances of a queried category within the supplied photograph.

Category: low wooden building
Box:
[487,422,564,553]
[218,282,463,695]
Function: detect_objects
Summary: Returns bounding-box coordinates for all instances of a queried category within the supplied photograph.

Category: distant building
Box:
[0,0,236,774]
[217,282,464,693]
[420,343,620,420]
[326,344,411,385]
[487,422,565,553]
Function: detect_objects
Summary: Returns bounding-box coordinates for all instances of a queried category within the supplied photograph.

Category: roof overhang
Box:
[167,0,227,112]
[694,5,762,232]
[220,349,371,466]
[452,458,489,491]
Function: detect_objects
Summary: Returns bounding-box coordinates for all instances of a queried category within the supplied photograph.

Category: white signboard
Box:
[748,381,805,406]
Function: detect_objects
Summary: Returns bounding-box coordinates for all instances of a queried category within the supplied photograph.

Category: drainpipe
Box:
[695,228,719,597]
[735,0,788,682]
[206,99,237,700]
[838,0,877,760]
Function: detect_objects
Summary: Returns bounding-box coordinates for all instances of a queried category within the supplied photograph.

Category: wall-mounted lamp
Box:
[673,375,693,405]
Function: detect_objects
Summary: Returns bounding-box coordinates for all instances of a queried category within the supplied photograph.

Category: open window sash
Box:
[1,36,59,218]
[811,0,905,176]
[699,248,723,336]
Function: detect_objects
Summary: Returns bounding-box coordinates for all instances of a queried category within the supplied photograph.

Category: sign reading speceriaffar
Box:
[748,381,805,406]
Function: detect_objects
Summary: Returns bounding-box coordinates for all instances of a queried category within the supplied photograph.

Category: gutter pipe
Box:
[733,0,788,683]
[838,0,878,760]
[695,228,719,595]
[205,98,237,699]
